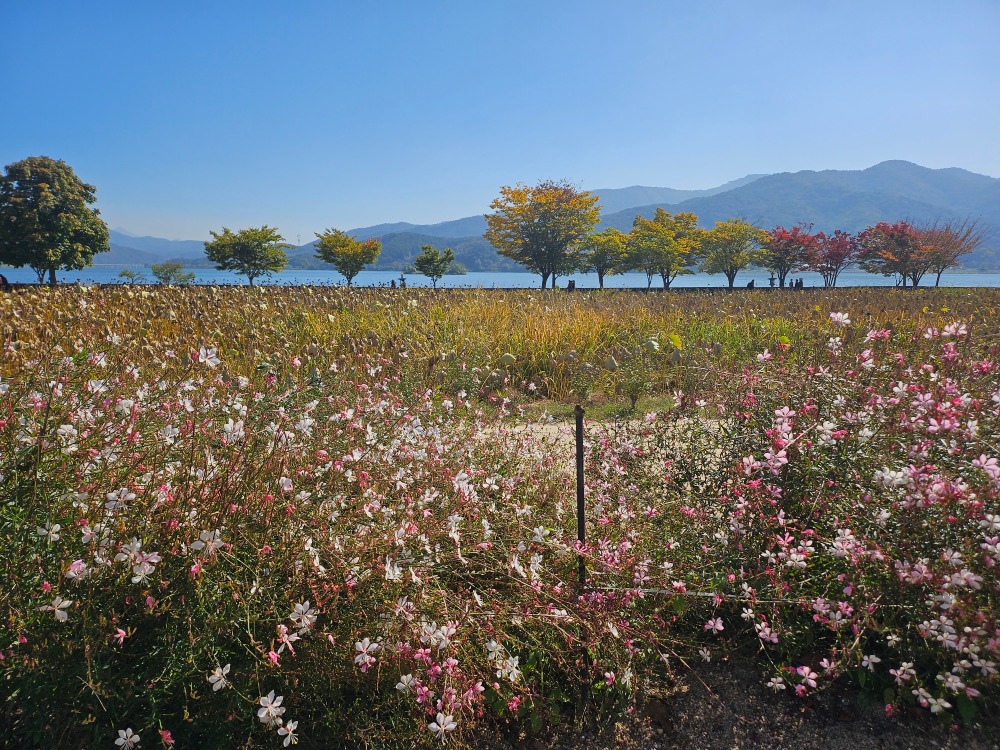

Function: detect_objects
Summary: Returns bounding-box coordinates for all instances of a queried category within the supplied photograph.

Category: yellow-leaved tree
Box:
[628,209,703,289]
[314,229,382,286]
[484,180,600,289]
[699,218,769,289]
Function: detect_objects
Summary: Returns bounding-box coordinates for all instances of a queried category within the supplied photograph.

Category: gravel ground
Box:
[478,657,998,750]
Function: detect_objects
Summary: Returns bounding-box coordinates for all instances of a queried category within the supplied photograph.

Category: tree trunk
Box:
[540,272,549,289]
[935,270,943,287]
[778,270,787,288]
[48,267,57,286]
[597,271,605,289]
[726,272,737,288]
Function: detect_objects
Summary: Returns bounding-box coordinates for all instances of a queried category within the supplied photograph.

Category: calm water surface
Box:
[3,267,999,288]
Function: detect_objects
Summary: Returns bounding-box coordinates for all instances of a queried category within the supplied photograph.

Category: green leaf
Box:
[957,694,978,724]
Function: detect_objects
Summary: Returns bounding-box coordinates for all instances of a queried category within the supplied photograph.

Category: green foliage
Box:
[314,228,382,286]
[0,156,110,284]
[117,269,145,284]
[150,261,195,285]
[627,210,703,289]
[413,244,455,288]
[203,225,290,285]
[579,227,629,289]
[699,218,769,288]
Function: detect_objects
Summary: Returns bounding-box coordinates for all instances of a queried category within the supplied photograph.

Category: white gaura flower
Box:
[289,601,317,633]
[258,690,285,727]
[40,596,72,622]
[191,529,224,556]
[277,719,298,746]
[396,674,416,693]
[36,522,61,542]
[114,728,140,748]
[428,712,457,740]
[208,663,230,691]
[198,346,221,368]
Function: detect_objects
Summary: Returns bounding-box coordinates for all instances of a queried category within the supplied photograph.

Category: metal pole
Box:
[575,404,586,589]
[574,403,590,716]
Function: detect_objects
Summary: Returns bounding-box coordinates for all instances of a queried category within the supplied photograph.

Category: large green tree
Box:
[699,218,768,289]
[314,229,382,286]
[204,226,290,285]
[0,156,110,284]
[484,180,600,289]
[413,244,455,289]
[628,209,702,289]
[579,227,628,289]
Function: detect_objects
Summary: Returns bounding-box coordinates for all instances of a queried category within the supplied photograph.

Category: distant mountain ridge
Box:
[100,161,1000,272]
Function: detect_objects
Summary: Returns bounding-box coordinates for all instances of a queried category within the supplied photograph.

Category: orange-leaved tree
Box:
[857,221,931,287]
[918,218,989,287]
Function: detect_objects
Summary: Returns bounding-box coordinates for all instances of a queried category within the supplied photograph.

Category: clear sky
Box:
[2,1,997,241]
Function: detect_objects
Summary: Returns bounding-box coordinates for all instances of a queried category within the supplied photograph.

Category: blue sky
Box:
[2,1,997,241]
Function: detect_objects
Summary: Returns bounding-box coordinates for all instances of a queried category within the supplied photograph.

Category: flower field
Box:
[1,285,998,748]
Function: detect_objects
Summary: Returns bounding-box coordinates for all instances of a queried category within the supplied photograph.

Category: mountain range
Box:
[102,161,1000,272]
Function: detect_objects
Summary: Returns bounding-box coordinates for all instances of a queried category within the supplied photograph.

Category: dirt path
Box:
[480,656,997,750]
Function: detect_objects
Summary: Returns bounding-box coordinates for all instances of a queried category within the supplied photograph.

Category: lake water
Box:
[2,266,999,288]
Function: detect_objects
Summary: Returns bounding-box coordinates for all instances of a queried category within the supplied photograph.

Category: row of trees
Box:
[485,180,988,289]
[0,155,460,286]
[204,227,457,287]
[0,159,988,288]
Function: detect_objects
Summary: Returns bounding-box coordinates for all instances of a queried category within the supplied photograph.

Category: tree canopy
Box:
[806,229,859,288]
[204,226,290,285]
[918,218,988,287]
[699,218,768,288]
[0,156,110,284]
[762,223,817,288]
[151,261,196,285]
[314,228,381,286]
[484,180,600,289]
[628,209,702,289]
[413,244,455,289]
[579,227,628,289]
[857,221,929,287]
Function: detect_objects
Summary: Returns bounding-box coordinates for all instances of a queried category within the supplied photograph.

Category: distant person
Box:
[746,279,754,289]
[390,279,396,289]
[769,274,775,288]
[566,279,576,291]
[0,273,9,291]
